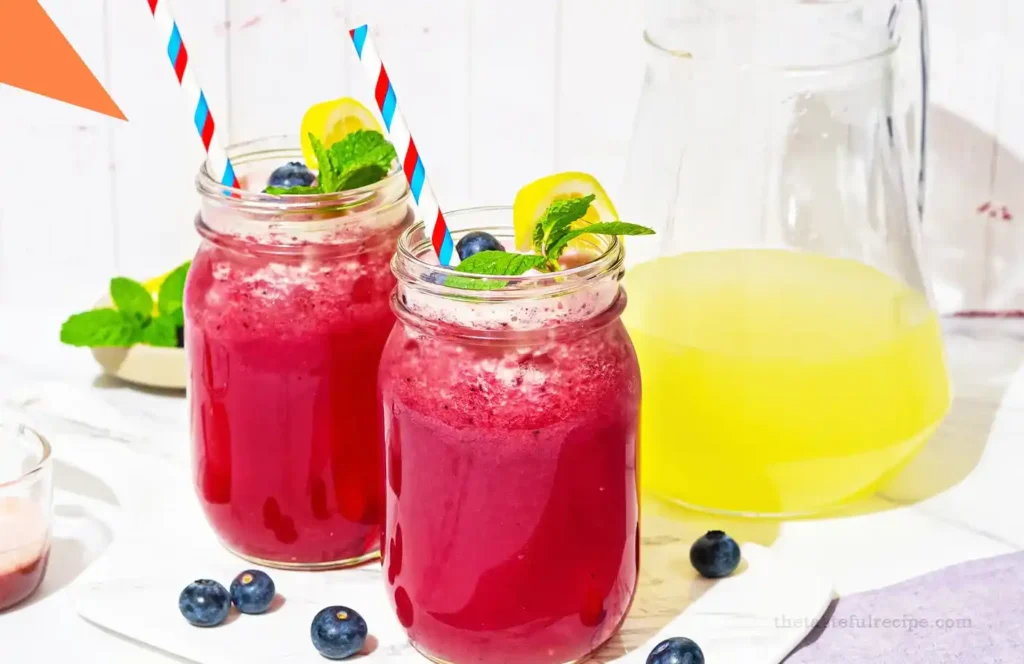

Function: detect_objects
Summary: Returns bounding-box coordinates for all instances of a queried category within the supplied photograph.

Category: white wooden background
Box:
[0,0,1021,316]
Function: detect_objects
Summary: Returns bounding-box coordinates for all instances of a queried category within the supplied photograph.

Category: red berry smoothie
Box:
[378,220,641,663]
[187,145,411,568]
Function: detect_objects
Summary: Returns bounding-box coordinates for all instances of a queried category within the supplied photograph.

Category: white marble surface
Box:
[1,308,1022,662]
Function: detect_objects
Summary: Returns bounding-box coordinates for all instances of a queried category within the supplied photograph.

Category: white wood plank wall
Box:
[0,0,1021,315]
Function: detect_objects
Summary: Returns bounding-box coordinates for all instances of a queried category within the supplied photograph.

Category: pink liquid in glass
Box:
[0,497,49,612]
[379,299,641,663]
[187,221,405,567]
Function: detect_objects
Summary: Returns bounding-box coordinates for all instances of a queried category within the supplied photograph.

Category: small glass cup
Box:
[379,208,641,664]
[0,422,52,612]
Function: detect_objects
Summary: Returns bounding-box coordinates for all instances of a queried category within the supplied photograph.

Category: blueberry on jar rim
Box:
[267,161,316,190]
[455,231,505,261]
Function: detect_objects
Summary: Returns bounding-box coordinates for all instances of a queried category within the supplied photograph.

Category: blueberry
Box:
[267,161,316,189]
[455,231,505,260]
[229,569,275,615]
[690,530,741,579]
[310,606,368,660]
[646,637,705,664]
[178,579,231,627]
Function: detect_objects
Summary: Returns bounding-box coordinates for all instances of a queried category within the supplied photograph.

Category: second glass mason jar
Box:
[379,208,641,664]
[187,136,412,569]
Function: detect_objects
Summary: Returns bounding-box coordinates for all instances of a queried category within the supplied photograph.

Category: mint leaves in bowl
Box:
[60,261,190,389]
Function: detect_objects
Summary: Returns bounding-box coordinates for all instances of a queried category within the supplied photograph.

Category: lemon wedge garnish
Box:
[300,97,382,169]
[512,172,619,252]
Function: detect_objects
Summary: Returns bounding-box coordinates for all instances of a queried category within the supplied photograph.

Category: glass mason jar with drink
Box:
[0,422,52,612]
[187,133,412,569]
[378,207,643,664]
[621,0,946,516]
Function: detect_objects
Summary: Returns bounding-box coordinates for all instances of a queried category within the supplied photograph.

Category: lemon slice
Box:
[512,172,619,252]
[300,97,382,169]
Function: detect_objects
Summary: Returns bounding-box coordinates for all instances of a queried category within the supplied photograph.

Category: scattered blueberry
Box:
[267,161,316,189]
[178,579,231,627]
[455,231,505,260]
[690,530,741,579]
[310,606,368,660]
[229,569,276,615]
[646,637,705,664]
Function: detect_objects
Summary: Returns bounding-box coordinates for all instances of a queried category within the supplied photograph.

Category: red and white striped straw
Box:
[145,0,239,188]
[348,25,458,267]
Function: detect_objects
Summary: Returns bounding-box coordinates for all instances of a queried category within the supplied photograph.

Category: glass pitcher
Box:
[620,0,948,516]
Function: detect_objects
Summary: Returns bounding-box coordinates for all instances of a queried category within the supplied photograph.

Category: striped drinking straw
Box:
[348,25,458,267]
[145,0,239,189]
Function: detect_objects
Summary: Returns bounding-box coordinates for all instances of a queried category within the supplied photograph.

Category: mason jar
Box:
[187,136,411,569]
[378,207,641,664]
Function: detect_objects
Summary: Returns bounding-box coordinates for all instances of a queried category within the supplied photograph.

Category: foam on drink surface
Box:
[401,275,619,332]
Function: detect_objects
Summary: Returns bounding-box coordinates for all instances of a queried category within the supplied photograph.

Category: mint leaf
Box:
[546,221,656,261]
[110,277,152,323]
[326,130,396,193]
[445,250,548,290]
[158,261,190,326]
[455,251,548,276]
[336,164,391,191]
[534,194,596,253]
[330,130,396,172]
[308,133,340,193]
[141,316,178,348]
[264,184,323,196]
[60,309,140,347]
[308,130,397,194]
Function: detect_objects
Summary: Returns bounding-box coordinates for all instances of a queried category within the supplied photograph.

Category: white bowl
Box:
[89,297,186,390]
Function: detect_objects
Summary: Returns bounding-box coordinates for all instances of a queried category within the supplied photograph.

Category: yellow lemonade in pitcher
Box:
[624,248,951,515]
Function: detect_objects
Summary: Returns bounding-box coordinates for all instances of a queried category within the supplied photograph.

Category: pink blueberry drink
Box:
[186,136,412,569]
[378,208,641,663]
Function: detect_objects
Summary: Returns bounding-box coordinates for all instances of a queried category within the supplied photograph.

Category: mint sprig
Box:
[61,261,192,349]
[532,194,598,255]
[141,316,179,348]
[545,221,654,261]
[445,195,655,288]
[110,277,153,324]
[445,251,548,291]
[158,261,190,326]
[61,309,140,347]
[271,130,398,196]
[322,129,397,191]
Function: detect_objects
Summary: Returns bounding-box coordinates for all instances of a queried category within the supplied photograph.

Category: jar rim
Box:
[194,134,408,216]
[393,206,625,303]
[0,423,51,490]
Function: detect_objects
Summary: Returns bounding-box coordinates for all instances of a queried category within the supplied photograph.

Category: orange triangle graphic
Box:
[0,0,126,120]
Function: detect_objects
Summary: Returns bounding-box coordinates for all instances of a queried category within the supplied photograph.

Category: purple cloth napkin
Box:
[784,551,1024,663]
